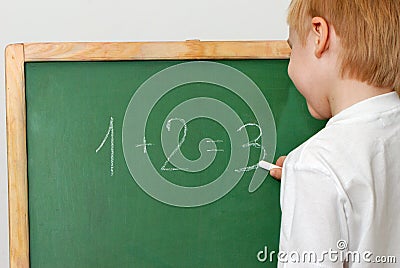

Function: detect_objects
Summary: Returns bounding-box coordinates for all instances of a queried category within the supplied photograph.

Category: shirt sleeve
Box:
[278,159,348,268]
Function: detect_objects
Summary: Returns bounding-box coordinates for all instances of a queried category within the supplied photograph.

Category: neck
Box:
[328,79,394,116]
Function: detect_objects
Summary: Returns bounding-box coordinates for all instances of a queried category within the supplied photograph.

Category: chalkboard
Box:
[6,41,325,268]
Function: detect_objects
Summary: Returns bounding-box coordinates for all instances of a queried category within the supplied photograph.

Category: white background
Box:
[0,0,290,266]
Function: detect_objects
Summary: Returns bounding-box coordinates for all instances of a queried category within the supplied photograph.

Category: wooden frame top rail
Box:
[6,40,290,268]
[23,40,290,61]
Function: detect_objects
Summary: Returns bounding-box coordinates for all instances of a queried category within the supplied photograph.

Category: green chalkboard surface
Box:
[24,59,325,267]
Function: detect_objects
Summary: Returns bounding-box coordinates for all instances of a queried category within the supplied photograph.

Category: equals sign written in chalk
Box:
[258,160,282,171]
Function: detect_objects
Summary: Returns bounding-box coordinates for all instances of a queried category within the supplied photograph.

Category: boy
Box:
[270,0,400,267]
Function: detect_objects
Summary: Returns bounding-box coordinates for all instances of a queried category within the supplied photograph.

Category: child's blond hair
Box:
[287,0,400,93]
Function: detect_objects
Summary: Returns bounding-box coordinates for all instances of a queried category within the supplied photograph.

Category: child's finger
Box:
[276,156,287,167]
[270,168,283,180]
[269,156,287,180]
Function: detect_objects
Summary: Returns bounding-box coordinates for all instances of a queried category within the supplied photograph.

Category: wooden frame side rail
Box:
[5,40,290,268]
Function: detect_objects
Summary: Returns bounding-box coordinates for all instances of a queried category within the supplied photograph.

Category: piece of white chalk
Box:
[258,160,281,171]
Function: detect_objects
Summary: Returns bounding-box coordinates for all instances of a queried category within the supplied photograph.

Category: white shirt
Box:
[278,92,400,268]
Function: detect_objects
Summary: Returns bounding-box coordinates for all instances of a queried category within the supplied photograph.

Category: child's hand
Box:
[270,156,286,180]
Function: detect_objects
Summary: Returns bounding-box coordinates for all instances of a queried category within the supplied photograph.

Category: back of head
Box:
[287,0,400,94]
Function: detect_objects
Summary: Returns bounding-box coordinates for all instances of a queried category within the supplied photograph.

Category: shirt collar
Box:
[326,91,400,126]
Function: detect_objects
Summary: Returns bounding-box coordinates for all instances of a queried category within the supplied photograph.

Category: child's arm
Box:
[278,157,346,268]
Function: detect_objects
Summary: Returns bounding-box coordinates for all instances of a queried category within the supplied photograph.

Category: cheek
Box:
[287,60,294,80]
[287,53,301,83]
[288,61,293,80]
[287,59,298,86]
[288,59,306,95]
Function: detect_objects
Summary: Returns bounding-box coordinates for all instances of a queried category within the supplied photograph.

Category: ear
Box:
[311,17,329,58]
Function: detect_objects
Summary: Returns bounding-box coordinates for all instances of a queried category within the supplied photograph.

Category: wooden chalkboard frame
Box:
[5,40,290,268]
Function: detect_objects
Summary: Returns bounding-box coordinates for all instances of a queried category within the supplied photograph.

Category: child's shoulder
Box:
[286,92,400,185]
[299,93,400,152]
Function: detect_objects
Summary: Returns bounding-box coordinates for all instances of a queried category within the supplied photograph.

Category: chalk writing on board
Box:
[161,118,188,171]
[159,120,265,172]
[136,137,153,154]
[96,116,114,176]
[235,123,267,173]
[95,117,265,176]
